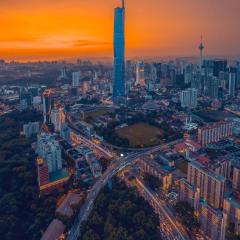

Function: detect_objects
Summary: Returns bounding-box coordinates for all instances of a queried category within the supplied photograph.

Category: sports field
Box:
[116,122,163,147]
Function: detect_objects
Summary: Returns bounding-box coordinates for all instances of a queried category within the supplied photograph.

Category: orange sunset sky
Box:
[1,0,240,61]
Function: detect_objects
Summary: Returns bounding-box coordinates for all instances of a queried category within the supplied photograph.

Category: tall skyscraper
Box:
[43,89,52,124]
[198,36,204,72]
[113,0,125,103]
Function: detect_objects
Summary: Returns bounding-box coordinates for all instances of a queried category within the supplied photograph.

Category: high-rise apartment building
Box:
[179,178,200,211]
[198,121,233,146]
[198,200,226,240]
[187,161,226,209]
[180,88,198,109]
[224,196,240,235]
[37,133,62,173]
[233,166,240,192]
[113,0,125,103]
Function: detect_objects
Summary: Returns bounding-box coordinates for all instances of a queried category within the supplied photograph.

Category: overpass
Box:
[70,131,114,160]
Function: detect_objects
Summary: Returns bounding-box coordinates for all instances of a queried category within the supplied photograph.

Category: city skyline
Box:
[1,0,240,61]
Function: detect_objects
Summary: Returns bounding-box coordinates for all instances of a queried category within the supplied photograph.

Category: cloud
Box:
[73,39,111,48]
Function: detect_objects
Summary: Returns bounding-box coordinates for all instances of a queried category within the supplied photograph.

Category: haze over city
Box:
[1,0,240,61]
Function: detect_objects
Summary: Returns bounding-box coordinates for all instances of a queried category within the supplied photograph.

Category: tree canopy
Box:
[80,179,161,240]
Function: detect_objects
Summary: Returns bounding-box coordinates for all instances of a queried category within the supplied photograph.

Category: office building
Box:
[180,88,198,109]
[72,71,81,87]
[113,0,125,103]
[43,89,52,124]
[213,59,227,77]
[198,121,233,146]
[191,71,202,94]
[205,75,219,99]
[135,61,145,87]
[29,87,39,103]
[229,71,236,98]
[187,161,226,209]
[23,121,40,138]
[51,107,66,132]
[60,67,67,79]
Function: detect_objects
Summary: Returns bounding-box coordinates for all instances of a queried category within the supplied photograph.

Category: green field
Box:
[116,122,163,147]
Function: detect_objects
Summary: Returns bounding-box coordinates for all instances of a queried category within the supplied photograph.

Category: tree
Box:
[80,179,162,240]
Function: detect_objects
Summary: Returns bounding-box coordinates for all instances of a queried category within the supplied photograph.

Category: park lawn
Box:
[116,122,163,147]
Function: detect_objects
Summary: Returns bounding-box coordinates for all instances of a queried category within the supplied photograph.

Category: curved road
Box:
[67,151,145,240]
[67,140,181,240]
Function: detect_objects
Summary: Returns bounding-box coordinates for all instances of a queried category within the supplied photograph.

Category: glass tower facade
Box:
[113,0,125,103]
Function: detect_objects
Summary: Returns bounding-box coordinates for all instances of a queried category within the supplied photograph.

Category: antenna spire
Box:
[122,0,125,9]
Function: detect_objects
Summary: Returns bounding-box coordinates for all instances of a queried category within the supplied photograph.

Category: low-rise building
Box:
[56,192,84,219]
[41,219,65,240]
[37,157,69,195]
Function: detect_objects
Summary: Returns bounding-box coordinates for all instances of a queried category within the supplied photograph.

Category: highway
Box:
[67,139,180,240]
[135,178,190,240]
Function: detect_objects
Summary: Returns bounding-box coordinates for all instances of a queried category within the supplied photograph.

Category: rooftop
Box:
[49,168,69,182]
[41,219,65,240]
